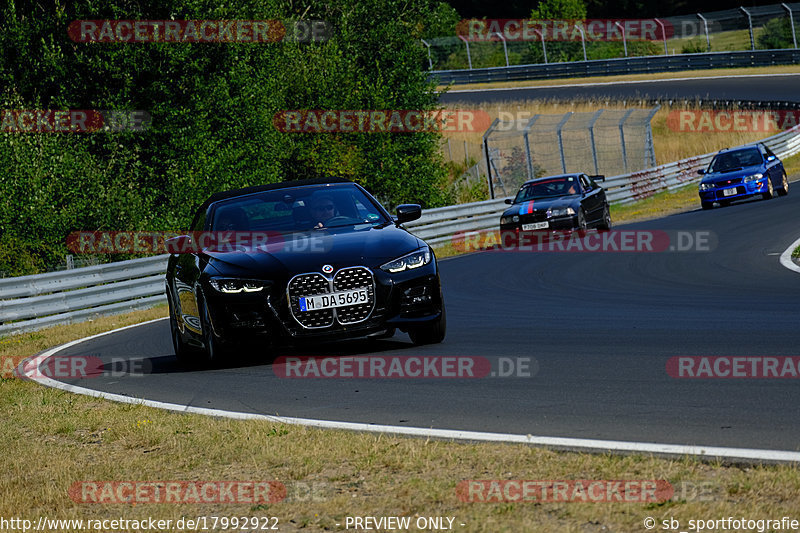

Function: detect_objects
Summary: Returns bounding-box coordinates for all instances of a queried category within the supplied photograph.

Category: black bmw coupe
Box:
[165,178,445,364]
[499,173,611,232]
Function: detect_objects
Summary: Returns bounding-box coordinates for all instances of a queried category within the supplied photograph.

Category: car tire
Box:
[597,205,611,230]
[408,305,446,345]
[576,209,587,231]
[199,298,231,365]
[762,177,774,200]
[168,296,196,364]
[778,172,789,196]
[701,201,713,210]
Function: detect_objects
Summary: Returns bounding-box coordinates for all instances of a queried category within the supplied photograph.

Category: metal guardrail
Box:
[430,49,800,85]
[0,256,169,336]
[2,123,799,335]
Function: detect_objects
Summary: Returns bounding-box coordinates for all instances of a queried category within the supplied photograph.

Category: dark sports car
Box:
[499,173,611,232]
[698,143,788,210]
[165,178,445,364]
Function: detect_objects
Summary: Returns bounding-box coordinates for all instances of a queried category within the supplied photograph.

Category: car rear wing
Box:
[589,174,605,182]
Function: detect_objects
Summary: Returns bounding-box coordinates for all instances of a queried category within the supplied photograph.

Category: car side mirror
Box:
[698,169,706,175]
[767,155,777,162]
[395,204,421,224]
[165,234,193,254]
[504,198,513,205]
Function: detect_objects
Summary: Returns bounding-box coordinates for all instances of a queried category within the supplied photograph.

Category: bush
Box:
[0,0,453,274]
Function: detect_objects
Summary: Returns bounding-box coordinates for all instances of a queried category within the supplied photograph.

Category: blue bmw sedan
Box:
[698,143,788,210]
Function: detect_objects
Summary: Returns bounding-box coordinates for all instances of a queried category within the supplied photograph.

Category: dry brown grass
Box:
[3,307,800,532]
[441,99,777,168]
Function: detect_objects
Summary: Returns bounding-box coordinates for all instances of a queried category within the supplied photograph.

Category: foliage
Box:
[0,0,453,274]
[757,16,795,50]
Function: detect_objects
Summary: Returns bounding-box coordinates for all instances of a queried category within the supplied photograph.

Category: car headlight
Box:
[699,182,715,191]
[380,248,431,273]
[209,278,267,294]
[501,215,520,225]
[546,207,575,218]
[744,173,764,182]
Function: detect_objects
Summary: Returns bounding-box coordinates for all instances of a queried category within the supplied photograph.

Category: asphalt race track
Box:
[438,73,800,104]
[48,192,800,451]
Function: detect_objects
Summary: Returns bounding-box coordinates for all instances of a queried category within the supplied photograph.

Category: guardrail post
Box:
[654,18,668,55]
[421,39,433,70]
[556,112,573,173]
[464,140,469,167]
[588,109,604,175]
[697,14,711,52]
[644,106,661,168]
[783,3,798,49]
[522,114,540,180]
[740,7,755,50]
[492,31,510,66]
[483,118,500,198]
[533,29,547,63]
[619,108,635,174]
[574,24,587,61]
[614,21,628,57]
[458,35,473,69]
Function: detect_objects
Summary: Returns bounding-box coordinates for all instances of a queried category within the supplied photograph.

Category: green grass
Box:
[4,308,800,532]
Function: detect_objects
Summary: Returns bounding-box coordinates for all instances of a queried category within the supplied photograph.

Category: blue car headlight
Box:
[699,182,715,191]
[380,248,431,273]
[209,278,267,294]
[501,215,520,225]
[546,207,575,218]
[744,173,764,183]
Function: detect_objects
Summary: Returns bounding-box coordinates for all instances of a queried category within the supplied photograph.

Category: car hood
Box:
[503,196,579,216]
[204,223,424,277]
[701,164,765,184]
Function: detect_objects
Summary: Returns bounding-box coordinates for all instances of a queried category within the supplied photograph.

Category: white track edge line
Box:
[26,318,800,463]
[779,235,800,274]
[443,72,800,93]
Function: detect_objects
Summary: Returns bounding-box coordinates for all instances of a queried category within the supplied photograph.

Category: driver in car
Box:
[311,195,339,228]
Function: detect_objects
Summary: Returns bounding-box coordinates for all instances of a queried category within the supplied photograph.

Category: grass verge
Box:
[437,64,800,92]
[3,308,800,531]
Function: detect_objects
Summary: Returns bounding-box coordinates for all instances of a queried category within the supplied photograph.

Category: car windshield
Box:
[209,184,389,233]
[708,148,763,173]
[514,176,581,202]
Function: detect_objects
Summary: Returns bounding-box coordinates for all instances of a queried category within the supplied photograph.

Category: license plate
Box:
[522,221,549,230]
[299,288,369,312]
[722,187,738,197]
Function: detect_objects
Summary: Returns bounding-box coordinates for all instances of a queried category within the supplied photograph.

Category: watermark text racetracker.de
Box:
[452,229,716,253]
[1,109,150,133]
[667,109,800,133]
[667,356,800,379]
[66,231,329,254]
[68,19,330,43]
[272,109,491,133]
[3,354,151,380]
[272,355,537,379]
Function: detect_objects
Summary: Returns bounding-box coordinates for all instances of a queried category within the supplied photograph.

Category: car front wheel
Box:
[408,304,446,345]
[763,177,774,200]
[597,205,611,230]
[200,298,231,365]
[778,172,789,196]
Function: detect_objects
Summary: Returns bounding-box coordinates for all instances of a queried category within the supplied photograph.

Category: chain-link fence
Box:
[424,2,800,71]
[483,108,659,198]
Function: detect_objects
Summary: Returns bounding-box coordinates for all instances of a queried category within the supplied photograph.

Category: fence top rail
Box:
[430,48,800,75]
[0,254,169,288]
